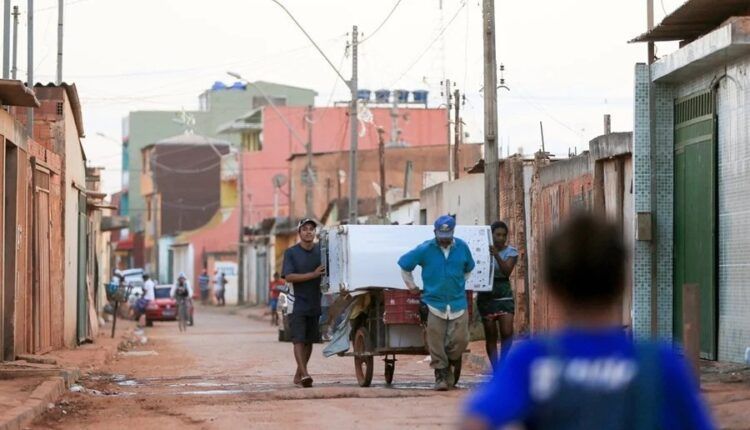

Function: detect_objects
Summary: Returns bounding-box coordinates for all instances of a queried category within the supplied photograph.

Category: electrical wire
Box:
[389,1,466,87]
[358,0,403,45]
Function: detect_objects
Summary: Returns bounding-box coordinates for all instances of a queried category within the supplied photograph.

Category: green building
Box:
[121,81,317,232]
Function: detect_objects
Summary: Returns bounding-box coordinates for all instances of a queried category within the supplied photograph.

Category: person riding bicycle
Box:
[171,273,193,331]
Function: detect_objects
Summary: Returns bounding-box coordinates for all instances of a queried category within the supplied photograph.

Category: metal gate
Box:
[33,166,52,354]
[674,90,717,359]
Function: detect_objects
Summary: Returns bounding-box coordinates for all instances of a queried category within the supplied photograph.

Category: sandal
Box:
[300,376,313,388]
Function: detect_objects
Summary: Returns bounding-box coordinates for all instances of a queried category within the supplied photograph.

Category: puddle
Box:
[168,381,239,388]
[117,380,138,387]
[179,389,246,396]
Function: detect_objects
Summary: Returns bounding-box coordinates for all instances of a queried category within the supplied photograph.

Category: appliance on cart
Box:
[320,224,493,387]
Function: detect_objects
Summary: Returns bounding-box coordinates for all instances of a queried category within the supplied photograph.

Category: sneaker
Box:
[434,369,449,391]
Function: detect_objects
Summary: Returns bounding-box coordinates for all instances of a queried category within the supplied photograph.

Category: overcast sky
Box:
[9,0,685,195]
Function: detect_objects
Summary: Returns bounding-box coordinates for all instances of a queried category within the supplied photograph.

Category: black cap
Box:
[297,218,317,231]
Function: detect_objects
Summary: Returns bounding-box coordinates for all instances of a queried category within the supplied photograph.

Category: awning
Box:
[0,80,40,107]
[630,0,750,43]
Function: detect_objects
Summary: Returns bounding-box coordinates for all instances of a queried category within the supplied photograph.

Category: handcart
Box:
[341,288,473,387]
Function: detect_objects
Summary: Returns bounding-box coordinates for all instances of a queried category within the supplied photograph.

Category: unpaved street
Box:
[32,306,482,429]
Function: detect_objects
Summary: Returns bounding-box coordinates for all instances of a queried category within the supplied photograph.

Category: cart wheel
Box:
[354,327,373,387]
[384,356,396,385]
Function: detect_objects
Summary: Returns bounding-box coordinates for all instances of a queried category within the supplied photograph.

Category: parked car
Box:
[145,285,194,327]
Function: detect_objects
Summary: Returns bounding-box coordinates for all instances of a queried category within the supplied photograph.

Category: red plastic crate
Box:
[383,290,422,325]
[383,290,475,324]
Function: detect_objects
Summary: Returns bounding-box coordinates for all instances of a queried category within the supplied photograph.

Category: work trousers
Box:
[426,311,469,370]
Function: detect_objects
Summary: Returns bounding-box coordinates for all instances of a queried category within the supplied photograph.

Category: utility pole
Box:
[444,79,452,180]
[377,127,386,218]
[3,0,10,78]
[539,121,546,153]
[305,105,314,218]
[453,88,461,180]
[56,0,63,84]
[348,26,359,223]
[236,147,245,304]
[483,0,499,224]
[11,6,18,80]
[647,0,655,64]
[27,0,34,138]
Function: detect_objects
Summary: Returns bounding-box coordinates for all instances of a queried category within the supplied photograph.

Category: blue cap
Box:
[434,215,456,239]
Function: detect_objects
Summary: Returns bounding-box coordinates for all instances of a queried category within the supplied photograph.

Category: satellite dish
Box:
[272,174,288,188]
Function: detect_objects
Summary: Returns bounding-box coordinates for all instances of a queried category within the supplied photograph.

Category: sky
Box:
[6,0,685,195]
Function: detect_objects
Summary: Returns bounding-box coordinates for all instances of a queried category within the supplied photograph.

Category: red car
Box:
[145,285,194,326]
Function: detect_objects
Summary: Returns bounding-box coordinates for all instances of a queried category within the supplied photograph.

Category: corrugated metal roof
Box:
[630,0,750,43]
[0,79,40,107]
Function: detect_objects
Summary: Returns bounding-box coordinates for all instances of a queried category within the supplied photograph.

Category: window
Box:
[241,131,262,152]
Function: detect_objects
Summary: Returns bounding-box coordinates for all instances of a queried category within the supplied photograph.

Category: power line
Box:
[358,0,403,45]
[390,1,466,87]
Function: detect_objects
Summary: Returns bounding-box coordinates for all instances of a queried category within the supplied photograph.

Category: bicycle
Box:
[177,296,189,332]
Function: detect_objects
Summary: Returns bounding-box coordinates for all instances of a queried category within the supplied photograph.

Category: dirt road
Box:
[32,306,483,429]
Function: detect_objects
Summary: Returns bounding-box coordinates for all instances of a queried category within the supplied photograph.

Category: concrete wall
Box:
[419,174,485,226]
[63,92,86,347]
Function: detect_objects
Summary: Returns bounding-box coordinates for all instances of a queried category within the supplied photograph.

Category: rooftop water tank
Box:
[394,89,409,103]
[375,89,390,103]
[211,81,227,91]
[412,90,429,105]
[357,89,372,101]
[229,81,247,90]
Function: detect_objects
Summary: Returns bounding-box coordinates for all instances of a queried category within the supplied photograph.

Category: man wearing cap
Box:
[282,218,324,388]
[398,215,476,391]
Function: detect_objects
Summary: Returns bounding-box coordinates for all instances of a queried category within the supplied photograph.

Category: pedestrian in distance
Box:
[462,214,716,430]
[282,218,324,388]
[198,269,210,305]
[269,272,285,326]
[136,273,157,328]
[171,273,193,333]
[214,270,227,306]
[398,214,476,391]
[478,221,519,369]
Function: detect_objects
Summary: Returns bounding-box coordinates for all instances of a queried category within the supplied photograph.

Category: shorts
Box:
[269,298,278,311]
[289,313,320,344]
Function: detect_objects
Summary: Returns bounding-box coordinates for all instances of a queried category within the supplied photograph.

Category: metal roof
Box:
[630,0,750,43]
[0,79,40,107]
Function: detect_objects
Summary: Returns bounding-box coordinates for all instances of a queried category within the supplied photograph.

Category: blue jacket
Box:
[398,238,475,312]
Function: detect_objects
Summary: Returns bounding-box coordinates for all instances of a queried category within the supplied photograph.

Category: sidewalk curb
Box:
[0,376,65,430]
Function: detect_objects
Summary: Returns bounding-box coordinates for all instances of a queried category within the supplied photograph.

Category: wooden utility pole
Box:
[377,127,386,218]
[305,105,314,218]
[348,26,359,223]
[453,88,461,180]
[483,0,499,224]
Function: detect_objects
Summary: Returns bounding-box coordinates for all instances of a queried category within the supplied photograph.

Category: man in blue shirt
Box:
[282,218,324,388]
[462,214,715,430]
[398,215,476,391]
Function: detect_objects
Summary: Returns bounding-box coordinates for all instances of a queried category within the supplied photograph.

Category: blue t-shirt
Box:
[493,245,519,279]
[397,238,475,313]
[465,327,715,430]
[281,243,322,316]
